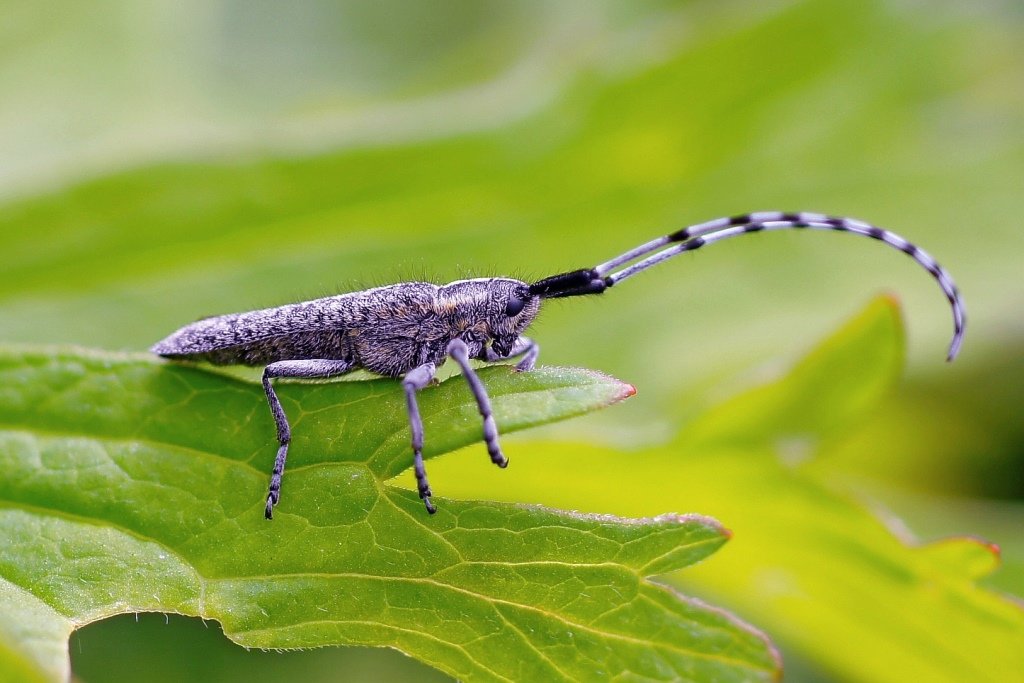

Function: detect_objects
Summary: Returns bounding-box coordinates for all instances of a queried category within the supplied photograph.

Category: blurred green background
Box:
[2,1,1022,681]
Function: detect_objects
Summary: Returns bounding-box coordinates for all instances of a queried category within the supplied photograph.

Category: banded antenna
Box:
[529,211,965,361]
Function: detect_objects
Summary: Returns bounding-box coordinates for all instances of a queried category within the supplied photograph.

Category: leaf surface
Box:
[0,349,778,682]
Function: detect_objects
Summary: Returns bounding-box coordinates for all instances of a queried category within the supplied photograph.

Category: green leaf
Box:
[0,578,62,683]
[0,348,778,682]
[680,295,906,449]
[425,298,1024,683]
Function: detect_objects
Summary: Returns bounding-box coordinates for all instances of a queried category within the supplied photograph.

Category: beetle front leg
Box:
[480,335,539,372]
[448,338,508,469]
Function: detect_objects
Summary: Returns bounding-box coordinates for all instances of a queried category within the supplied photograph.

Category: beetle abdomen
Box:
[151,283,444,369]
[151,296,355,366]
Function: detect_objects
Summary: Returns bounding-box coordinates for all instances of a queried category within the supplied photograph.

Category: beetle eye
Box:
[504,297,526,316]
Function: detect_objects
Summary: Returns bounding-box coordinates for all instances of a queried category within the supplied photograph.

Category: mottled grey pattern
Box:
[153,211,965,517]
[152,279,541,377]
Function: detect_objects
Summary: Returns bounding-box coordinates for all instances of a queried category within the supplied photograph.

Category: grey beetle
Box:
[152,211,965,516]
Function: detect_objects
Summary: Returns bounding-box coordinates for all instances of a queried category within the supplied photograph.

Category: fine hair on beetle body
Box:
[152,210,966,517]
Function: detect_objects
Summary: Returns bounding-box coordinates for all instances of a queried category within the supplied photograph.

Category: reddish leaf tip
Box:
[878,291,901,307]
[953,535,1002,560]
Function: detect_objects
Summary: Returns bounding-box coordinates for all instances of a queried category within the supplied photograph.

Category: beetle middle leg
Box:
[403,362,438,514]
[262,358,354,519]
[448,338,508,469]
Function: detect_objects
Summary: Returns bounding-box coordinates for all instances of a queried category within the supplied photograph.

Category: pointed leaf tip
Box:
[921,536,1003,580]
[680,296,906,447]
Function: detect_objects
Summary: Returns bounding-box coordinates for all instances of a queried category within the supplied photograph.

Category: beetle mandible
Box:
[152,211,966,516]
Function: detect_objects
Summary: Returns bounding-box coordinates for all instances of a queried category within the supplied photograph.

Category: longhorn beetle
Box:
[152,211,966,517]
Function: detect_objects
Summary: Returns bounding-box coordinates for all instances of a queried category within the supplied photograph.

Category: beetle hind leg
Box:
[402,362,438,514]
[261,359,355,519]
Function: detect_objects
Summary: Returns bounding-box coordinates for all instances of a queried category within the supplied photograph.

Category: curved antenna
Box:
[532,211,966,361]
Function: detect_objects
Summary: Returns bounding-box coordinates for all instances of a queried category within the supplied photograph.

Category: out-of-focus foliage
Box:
[1,1,1022,681]
[425,298,1024,682]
